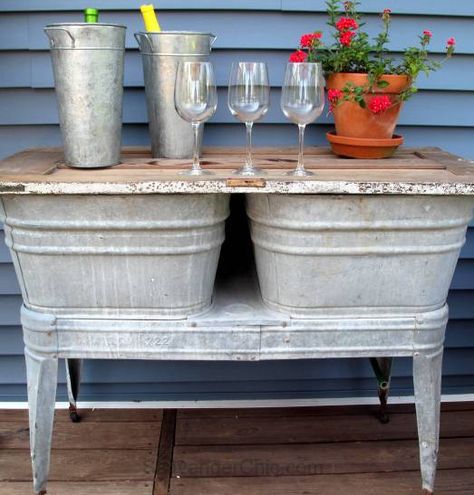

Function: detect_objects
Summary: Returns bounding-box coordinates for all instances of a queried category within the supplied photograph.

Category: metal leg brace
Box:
[370,357,393,424]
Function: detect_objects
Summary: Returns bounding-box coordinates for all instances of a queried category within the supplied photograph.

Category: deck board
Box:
[172,438,474,477]
[0,449,157,481]
[0,420,161,449]
[1,403,474,494]
[175,409,474,445]
[169,470,474,495]
[0,481,153,495]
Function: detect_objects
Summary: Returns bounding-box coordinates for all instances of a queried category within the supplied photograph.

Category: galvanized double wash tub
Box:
[247,194,473,317]
[3,194,229,318]
[0,147,473,495]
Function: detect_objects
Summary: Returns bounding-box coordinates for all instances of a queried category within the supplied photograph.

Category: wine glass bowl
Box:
[175,61,217,175]
[228,62,270,176]
[281,63,325,176]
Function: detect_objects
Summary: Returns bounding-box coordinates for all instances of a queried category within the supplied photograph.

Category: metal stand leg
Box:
[66,359,82,423]
[25,347,58,495]
[413,348,443,495]
[370,357,393,424]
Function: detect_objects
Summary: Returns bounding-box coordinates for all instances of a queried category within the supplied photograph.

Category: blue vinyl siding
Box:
[0,1,473,402]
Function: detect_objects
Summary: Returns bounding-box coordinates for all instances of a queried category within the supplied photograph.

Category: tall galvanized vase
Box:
[45,23,126,168]
[135,31,215,158]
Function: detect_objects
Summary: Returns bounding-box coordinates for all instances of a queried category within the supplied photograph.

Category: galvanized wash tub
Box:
[2,194,230,318]
[135,31,215,158]
[45,23,126,168]
[247,194,474,317]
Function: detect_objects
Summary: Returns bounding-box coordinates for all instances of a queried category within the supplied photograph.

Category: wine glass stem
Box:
[296,123,306,174]
[245,121,254,172]
[192,122,201,173]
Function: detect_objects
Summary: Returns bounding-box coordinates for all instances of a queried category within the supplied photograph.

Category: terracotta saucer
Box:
[326,131,404,159]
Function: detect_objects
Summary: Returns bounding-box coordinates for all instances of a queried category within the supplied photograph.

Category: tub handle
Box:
[134,32,154,52]
[210,34,217,46]
[44,27,76,49]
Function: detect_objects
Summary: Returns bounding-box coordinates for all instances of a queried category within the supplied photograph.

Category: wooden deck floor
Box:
[1,403,474,494]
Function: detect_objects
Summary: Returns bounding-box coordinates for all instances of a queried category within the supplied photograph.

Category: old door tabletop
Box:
[0,146,473,195]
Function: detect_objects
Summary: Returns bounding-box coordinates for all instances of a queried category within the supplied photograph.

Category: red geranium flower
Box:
[446,37,456,56]
[383,8,392,14]
[300,32,322,48]
[339,30,356,47]
[369,95,392,114]
[335,17,359,32]
[328,89,344,112]
[328,89,343,103]
[423,30,433,38]
[288,50,308,63]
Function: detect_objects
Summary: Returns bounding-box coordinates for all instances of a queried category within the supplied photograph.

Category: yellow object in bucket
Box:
[140,4,161,32]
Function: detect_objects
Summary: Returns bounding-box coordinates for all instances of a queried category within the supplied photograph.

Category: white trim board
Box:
[1,394,474,410]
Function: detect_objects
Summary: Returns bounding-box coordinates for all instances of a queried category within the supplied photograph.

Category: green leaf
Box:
[376,80,390,88]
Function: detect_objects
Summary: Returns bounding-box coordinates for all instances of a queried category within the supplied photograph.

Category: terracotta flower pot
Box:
[326,73,411,140]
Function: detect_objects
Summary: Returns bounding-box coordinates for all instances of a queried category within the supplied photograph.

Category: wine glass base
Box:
[233,166,265,176]
[180,168,213,176]
[286,168,314,177]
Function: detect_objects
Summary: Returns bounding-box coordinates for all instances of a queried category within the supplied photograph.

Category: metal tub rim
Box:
[45,22,127,29]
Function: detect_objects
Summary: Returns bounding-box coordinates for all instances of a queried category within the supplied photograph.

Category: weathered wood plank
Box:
[175,410,474,446]
[1,147,473,196]
[0,408,163,423]
[0,449,157,481]
[0,420,161,449]
[0,148,62,175]
[153,410,177,495]
[176,402,474,420]
[169,469,474,495]
[172,437,474,477]
[0,481,153,495]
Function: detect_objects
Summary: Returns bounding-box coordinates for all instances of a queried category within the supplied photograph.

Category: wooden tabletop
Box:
[0,146,473,195]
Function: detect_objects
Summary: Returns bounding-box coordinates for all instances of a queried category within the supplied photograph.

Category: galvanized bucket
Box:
[135,31,216,158]
[247,194,474,318]
[45,23,126,168]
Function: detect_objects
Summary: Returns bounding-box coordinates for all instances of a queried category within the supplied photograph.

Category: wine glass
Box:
[228,62,270,176]
[174,61,217,175]
[281,63,325,176]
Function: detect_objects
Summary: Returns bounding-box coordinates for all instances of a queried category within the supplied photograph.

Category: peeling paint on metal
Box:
[0,180,473,195]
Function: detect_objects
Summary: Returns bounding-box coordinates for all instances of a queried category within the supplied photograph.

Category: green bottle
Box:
[84,8,99,23]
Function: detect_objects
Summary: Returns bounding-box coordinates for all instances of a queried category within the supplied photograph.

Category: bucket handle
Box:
[134,32,153,52]
[44,27,76,48]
